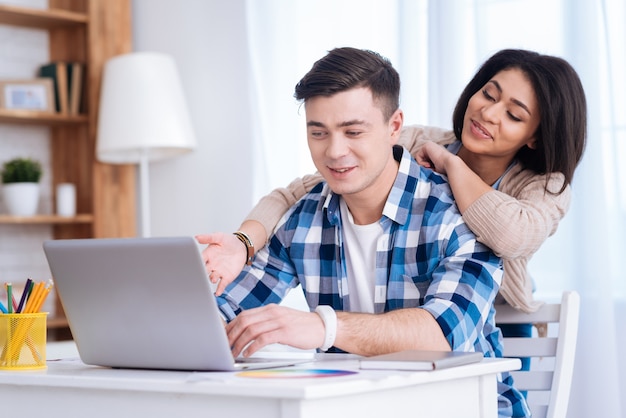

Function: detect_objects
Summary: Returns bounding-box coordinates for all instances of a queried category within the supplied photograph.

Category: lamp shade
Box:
[96,52,196,163]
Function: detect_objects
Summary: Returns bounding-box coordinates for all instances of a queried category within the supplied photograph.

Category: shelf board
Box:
[0,109,87,126]
[0,214,93,225]
[0,5,87,29]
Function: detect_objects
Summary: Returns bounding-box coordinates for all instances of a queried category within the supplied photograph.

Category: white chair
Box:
[496,291,580,418]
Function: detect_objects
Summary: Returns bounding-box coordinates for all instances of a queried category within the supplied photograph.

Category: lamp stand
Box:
[139,151,151,238]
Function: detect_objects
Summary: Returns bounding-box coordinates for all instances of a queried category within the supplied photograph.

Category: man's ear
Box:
[389,109,403,145]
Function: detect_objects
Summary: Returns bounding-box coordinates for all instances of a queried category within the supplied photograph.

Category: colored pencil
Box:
[5,283,13,314]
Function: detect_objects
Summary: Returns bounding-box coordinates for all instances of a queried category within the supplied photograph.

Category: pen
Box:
[0,299,7,314]
[16,278,33,313]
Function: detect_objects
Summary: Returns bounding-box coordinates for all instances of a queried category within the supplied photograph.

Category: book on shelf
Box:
[39,62,68,114]
[67,62,83,115]
[359,350,484,371]
[39,61,84,115]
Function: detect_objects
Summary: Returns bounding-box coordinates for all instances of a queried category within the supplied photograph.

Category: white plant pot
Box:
[2,182,40,216]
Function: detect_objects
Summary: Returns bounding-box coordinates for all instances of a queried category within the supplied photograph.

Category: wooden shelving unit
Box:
[0,108,88,125]
[0,214,93,224]
[0,3,87,28]
[0,0,136,339]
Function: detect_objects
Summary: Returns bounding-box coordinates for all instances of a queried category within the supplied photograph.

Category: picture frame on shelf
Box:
[0,78,54,112]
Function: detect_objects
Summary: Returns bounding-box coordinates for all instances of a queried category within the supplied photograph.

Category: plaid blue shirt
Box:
[218,146,529,417]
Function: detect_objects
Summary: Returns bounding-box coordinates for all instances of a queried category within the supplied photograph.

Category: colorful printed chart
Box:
[236,369,358,379]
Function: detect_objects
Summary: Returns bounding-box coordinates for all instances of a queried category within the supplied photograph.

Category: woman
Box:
[197,49,587,326]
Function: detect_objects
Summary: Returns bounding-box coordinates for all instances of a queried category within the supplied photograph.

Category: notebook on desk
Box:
[43,236,312,371]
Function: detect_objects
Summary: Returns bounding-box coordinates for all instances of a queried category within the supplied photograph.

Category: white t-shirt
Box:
[339,199,383,313]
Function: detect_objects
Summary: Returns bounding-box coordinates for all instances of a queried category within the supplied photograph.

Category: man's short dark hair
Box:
[294,47,400,121]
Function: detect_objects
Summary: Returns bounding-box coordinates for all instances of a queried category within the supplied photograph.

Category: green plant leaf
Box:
[1,158,43,183]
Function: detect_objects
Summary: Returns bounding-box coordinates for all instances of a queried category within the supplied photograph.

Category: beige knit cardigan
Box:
[244,125,571,313]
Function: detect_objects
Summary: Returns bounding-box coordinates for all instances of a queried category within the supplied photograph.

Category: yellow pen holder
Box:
[0,313,47,370]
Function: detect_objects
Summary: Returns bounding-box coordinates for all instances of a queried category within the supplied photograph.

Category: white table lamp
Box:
[96,52,196,237]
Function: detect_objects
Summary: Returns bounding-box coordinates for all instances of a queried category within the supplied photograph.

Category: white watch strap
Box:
[315,305,337,351]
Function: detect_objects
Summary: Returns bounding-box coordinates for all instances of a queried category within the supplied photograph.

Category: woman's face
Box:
[462,68,540,162]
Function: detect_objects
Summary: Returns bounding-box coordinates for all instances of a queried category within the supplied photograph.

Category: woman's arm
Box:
[414,141,570,259]
[462,168,570,259]
[415,142,493,212]
[244,173,324,242]
[398,124,456,154]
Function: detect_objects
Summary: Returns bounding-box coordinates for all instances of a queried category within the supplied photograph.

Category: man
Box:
[211,47,529,417]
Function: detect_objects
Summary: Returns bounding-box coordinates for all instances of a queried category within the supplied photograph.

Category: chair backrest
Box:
[495,291,580,418]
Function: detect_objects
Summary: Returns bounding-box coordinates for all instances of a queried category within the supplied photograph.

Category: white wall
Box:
[0,0,54,293]
[132,0,254,237]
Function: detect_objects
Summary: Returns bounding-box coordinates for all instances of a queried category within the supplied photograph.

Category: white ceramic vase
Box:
[2,182,40,216]
[56,183,76,217]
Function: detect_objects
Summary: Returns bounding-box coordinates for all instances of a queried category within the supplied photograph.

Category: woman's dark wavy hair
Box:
[452,49,587,193]
[294,47,400,121]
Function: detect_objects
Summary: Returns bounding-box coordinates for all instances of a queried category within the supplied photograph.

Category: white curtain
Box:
[245,1,626,416]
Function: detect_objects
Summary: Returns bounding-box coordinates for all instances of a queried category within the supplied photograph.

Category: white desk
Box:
[0,342,520,418]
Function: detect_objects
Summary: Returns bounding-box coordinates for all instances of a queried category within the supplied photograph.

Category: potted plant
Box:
[1,157,43,216]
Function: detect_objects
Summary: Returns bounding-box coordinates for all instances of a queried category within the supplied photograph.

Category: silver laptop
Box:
[43,236,312,371]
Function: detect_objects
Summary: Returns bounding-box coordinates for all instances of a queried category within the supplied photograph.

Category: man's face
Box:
[304,87,402,206]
